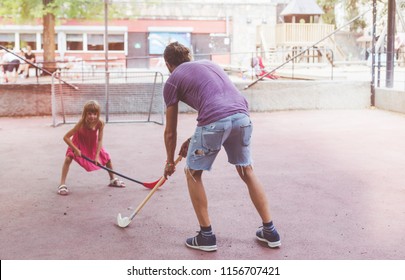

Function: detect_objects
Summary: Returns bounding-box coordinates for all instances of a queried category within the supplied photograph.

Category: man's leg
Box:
[185,169,211,227]
[184,168,217,251]
[237,165,281,248]
[236,165,272,223]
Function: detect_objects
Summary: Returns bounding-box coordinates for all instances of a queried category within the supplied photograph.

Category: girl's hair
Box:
[80,100,101,122]
[163,42,191,67]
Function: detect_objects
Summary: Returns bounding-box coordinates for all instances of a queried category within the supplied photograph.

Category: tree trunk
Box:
[42,0,56,74]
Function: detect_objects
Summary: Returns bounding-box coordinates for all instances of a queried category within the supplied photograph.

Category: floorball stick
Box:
[81,155,164,189]
[117,156,182,228]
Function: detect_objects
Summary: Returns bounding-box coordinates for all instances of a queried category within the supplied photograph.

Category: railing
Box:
[3,48,405,91]
[373,50,405,90]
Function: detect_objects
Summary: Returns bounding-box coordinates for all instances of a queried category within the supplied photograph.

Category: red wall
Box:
[62,18,228,33]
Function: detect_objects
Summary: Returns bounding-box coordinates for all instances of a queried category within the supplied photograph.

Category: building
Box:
[0,0,280,70]
[3,0,395,69]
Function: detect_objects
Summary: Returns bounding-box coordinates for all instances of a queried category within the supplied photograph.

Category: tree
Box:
[0,0,107,72]
[317,0,377,32]
[317,0,337,26]
[345,0,367,32]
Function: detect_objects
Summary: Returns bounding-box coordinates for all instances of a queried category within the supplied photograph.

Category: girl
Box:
[57,100,125,195]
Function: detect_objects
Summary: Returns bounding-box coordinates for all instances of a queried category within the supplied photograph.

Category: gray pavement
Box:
[1,109,405,260]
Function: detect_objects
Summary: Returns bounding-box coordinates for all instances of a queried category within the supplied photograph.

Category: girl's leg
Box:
[58,156,72,195]
[106,160,125,187]
[236,165,272,223]
[60,156,73,185]
[105,160,115,180]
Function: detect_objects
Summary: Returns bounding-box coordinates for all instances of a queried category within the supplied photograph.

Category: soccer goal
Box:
[51,70,165,126]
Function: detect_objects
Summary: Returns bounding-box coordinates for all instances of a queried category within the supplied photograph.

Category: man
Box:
[19,46,36,78]
[2,48,20,83]
[162,42,281,252]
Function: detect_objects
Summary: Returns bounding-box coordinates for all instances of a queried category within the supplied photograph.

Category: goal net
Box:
[51,70,165,126]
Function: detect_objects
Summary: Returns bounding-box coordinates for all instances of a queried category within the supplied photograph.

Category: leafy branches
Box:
[317,0,381,32]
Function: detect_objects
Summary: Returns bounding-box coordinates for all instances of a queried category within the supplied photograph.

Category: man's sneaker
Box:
[256,227,281,248]
[185,231,217,252]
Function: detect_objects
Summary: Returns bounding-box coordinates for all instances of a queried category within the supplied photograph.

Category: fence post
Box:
[105,71,110,122]
[51,72,56,127]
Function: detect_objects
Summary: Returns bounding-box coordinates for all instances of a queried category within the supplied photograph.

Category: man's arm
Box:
[164,104,178,177]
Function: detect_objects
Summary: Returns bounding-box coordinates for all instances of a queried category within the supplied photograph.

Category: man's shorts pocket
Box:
[202,126,225,151]
[240,122,253,146]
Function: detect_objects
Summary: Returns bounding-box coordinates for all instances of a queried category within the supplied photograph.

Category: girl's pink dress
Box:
[66,123,111,172]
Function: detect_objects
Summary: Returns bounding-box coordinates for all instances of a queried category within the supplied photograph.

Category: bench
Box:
[89,57,126,75]
[221,64,248,76]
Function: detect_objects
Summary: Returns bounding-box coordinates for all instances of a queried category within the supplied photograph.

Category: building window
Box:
[20,33,37,50]
[108,34,124,51]
[87,34,104,51]
[148,32,191,55]
[0,33,15,49]
[66,34,83,51]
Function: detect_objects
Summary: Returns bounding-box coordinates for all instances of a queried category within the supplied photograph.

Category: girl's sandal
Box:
[57,184,69,195]
[109,178,126,188]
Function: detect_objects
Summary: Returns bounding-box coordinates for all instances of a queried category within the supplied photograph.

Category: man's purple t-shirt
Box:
[163,60,249,126]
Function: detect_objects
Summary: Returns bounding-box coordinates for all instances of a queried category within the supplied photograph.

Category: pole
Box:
[386,0,396,88]
[371,0,377,106]
[104,0,109,73]
[104,0,110,122]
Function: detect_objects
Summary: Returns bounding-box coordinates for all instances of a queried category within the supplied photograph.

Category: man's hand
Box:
[164,162,176,179]
[179,138,191,158]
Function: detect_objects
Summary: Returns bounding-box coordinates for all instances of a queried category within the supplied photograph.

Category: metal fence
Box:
[51,70,165,126]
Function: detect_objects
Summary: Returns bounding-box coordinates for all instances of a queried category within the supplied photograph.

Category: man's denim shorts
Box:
[186,113,253,171]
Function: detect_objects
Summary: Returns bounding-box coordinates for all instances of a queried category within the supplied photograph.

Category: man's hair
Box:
[163,42,191,67]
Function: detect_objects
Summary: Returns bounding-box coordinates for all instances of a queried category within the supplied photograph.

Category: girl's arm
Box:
[63,122,81,157]
[95,120,105,165]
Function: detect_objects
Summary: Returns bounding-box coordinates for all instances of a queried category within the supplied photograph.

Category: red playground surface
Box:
[1,110,405,260]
